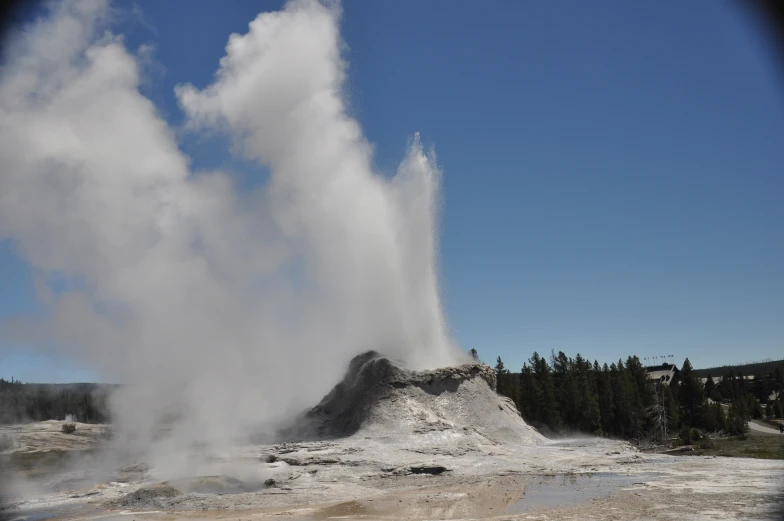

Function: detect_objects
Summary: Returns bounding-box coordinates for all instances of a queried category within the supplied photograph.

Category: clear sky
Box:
[1,0,782,382]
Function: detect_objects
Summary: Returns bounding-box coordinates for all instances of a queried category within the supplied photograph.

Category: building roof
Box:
[646,363,679,386]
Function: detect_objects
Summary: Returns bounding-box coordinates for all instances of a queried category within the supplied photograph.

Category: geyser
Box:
[0,0,461,467]
[285,351,547,446]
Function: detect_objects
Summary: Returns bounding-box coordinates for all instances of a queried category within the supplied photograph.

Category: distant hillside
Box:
[694,359,784,378]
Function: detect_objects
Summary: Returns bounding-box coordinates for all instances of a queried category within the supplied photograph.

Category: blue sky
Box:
[1,0,783,382]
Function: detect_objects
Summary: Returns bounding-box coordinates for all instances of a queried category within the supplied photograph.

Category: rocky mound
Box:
[283,351,546,446]
[109,484,181,510]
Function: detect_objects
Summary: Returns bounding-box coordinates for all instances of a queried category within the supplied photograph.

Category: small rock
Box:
[409,465,449,475]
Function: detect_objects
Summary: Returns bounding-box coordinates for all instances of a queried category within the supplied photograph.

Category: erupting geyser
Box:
[0,0,461,465]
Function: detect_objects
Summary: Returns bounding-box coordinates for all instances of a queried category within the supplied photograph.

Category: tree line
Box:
[0,378,114,424]
[693,359,784,379]
[471,349,784,442]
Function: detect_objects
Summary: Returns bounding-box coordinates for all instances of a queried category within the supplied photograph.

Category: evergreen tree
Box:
[678,358,705,428]
[518,364,536,422]
[626,356,654,434]
[704,374,721,402]
[494,356,506,394]
[530,352,560,430]
[493,356,519,405]
[727,395,753,435]
[495,356,505,377]
[661,383,679,435]
[470,348,479,361]
[596,363,615,435]
[703,373,715,396]
[610,359,644,439]
[551,351,577,428]
[573,354,601,433]
[712,401,727,431]
[751,399,764,420]
[494,356,507,395]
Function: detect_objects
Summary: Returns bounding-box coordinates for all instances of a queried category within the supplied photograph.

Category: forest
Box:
[693,359,784,379]
[477,349,784,443]
[0,378,114,424]
[3,353,783,444]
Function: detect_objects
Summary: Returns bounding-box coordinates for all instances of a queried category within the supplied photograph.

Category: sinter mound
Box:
[108,484,181,510]
[285,351,546,446]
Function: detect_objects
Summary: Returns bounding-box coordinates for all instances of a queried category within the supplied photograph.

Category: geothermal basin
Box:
[1,353,783,521]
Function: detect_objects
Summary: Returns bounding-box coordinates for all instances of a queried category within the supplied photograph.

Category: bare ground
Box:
[2,422,783,521]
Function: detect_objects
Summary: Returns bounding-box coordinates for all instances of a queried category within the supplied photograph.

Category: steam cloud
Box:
[0,0,461,467]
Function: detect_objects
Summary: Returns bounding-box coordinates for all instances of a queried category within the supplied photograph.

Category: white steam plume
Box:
[0,0,460,468]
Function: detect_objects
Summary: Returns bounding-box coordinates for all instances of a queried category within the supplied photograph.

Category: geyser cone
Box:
[283,351,547,446]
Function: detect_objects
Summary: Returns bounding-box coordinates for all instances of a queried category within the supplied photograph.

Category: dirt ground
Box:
[0,420,108,453]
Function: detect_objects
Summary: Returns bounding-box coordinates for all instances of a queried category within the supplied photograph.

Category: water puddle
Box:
[508,472,659,513]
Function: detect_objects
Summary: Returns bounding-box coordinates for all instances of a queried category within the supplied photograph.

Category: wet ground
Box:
[5,458,783,521]
[4,471,665,521]
[506,471,662,513]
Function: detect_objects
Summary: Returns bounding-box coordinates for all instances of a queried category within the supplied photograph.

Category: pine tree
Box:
[596,363,615,435]
[470,348,479,361]
[551,351,576,428]
[626,356,655,434]
[611,359,644,438]
[495,356,505,377]
[704,374,721,402]
[727,395,753,435]
[678,358,705,428]
[713,401,727,430]
[662,383,679,433]
[494,356,506,394]
[574,354,601,433]
[494,356,519,405]
[530,352,560,431]
[718,371,733,401]
[518,363,536,421]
